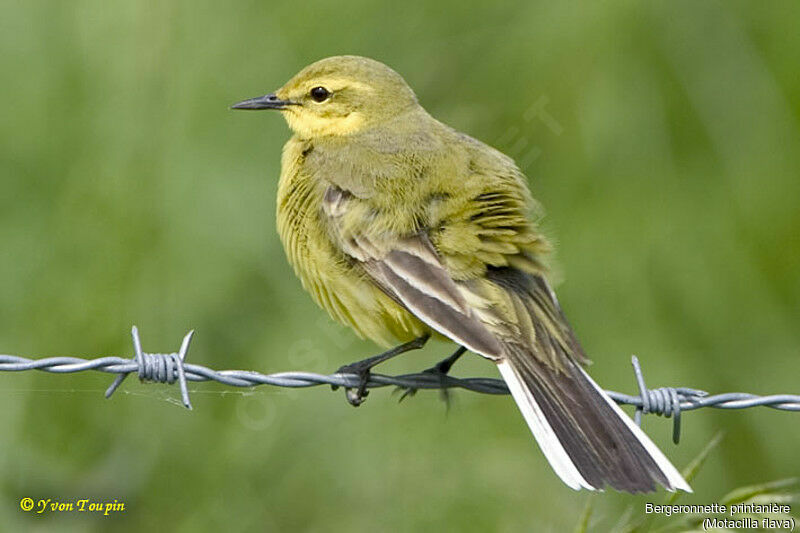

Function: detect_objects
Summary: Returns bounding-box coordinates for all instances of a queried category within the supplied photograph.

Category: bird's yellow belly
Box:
[276,149,428,347]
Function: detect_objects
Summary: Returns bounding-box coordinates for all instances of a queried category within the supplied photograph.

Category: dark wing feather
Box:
[357,235,504,359]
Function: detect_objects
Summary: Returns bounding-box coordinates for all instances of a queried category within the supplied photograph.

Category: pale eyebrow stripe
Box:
[314,78,374,92]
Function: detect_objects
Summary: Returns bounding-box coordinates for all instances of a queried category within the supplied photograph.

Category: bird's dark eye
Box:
[309,86,330,102]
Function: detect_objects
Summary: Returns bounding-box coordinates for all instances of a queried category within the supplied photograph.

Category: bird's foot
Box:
[395,346,466,406]
[394,363,448,402]
[332,360,373,407]
[330,335,431,407]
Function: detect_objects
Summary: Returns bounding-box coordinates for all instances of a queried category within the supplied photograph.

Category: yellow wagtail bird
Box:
[233,55,691,493]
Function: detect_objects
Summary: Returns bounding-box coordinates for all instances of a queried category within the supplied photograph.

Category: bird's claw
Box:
[395,385,418,402]
[394,364,452,406]
[333,363,371,407]
[345,387,369,406]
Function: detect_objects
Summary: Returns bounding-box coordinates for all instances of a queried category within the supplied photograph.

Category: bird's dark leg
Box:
[333,334,430,407]
[429,345,467,375]
[397,345,467,404]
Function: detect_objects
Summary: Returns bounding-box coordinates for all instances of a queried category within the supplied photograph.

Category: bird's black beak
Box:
[230,93,297,110]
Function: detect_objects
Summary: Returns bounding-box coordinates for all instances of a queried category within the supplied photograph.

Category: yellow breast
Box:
[276,137,428,347]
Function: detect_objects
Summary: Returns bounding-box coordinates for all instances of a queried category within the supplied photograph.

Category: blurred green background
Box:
[1,0,798,531]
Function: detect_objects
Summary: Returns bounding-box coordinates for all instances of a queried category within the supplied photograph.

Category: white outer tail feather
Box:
[497,359,692,492]
[497,360,594,490]
[576,365,692,492]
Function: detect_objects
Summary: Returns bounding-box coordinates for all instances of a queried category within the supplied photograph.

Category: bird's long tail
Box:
[496,348,691,492]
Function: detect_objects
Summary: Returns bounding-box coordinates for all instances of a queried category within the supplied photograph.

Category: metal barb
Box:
[104,326,194,410]
[629,355,707,444]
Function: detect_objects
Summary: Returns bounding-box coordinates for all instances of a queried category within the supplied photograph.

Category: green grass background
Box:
[1,1,798,531]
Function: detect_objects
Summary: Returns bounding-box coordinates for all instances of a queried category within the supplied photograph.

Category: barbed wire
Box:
[1,326,798,444]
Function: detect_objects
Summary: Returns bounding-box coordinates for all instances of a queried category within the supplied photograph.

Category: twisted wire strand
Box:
[1,327,798,443]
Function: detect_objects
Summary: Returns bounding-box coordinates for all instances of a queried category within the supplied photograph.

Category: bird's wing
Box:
[321,184,504,359]
[319,150,586,370]
[356,232,505,359]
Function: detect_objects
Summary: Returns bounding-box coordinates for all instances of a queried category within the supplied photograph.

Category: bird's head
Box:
[232,56,418,138]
